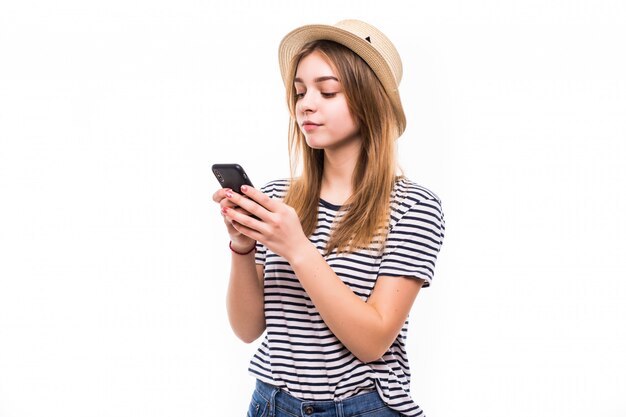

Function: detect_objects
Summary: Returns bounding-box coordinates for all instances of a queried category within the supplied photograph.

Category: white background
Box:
[1,1,625,416]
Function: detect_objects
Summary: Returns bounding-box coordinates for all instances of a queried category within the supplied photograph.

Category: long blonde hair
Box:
[283,40,403,254]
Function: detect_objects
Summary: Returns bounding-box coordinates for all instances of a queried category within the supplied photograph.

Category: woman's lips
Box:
[302,122,321,132]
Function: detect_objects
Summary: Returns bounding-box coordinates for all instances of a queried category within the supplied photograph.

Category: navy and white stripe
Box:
[251,178,445,417]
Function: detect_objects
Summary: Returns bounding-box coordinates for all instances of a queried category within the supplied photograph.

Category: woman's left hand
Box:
[221,185,310,261]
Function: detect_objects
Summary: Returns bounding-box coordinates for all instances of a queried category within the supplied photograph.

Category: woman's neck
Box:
[320,144,360,206]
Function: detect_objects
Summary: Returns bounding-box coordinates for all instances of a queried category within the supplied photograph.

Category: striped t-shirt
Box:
[251,177,445,417]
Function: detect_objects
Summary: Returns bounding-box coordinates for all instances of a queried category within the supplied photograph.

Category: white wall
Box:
[1,1,625,416]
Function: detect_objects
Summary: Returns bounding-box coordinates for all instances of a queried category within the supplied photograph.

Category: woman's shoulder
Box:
[393,176,442,205]
[390,176,444,227]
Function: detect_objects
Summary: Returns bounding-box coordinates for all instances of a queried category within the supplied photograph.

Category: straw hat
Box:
[278,19,406,135]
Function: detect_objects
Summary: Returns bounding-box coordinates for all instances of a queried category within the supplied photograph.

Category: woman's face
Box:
[294,51,360,151]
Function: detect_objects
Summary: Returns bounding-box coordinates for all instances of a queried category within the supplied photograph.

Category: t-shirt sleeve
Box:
[378,197,445,287]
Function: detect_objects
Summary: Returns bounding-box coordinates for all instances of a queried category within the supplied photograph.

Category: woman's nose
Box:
[298,92,317,114]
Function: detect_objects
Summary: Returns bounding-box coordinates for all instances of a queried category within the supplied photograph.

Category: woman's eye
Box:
[321,92,337,98]
[295,92,305,99]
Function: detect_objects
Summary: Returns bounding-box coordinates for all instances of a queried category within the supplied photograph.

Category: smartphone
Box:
[212,163,254,194]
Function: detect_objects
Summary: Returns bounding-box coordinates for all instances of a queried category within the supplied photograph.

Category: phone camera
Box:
[213,170,224,183]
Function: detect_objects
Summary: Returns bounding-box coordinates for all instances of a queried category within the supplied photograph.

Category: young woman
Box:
[213,20,445,417]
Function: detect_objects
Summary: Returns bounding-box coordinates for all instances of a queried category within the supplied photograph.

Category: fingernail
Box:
[225,191,233,198]
[221,206,229,214]
[241,185,248,193]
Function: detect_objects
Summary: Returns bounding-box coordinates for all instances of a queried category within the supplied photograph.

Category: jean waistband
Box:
[254,379,389,417]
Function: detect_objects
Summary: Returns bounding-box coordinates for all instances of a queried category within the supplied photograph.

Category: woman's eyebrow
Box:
[294,76,339,84]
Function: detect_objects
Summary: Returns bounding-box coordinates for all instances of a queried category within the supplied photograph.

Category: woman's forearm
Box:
[287,243,395,363]
[226,251,265,343]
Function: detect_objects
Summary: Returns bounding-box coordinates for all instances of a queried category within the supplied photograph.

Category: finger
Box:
[222,206,263,233]
[240,185,279,212]
[229,217,264,243]
[220,198,238,209]
[225,188,270,220]
[232,206,253,216]
[212,188,232,203]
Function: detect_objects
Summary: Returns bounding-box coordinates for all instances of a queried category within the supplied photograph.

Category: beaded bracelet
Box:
[229,241,256,255]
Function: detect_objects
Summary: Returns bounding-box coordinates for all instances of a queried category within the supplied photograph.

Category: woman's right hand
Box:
[212,188,256,252]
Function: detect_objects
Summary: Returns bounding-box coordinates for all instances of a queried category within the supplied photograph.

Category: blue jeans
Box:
[247,379,404,417]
